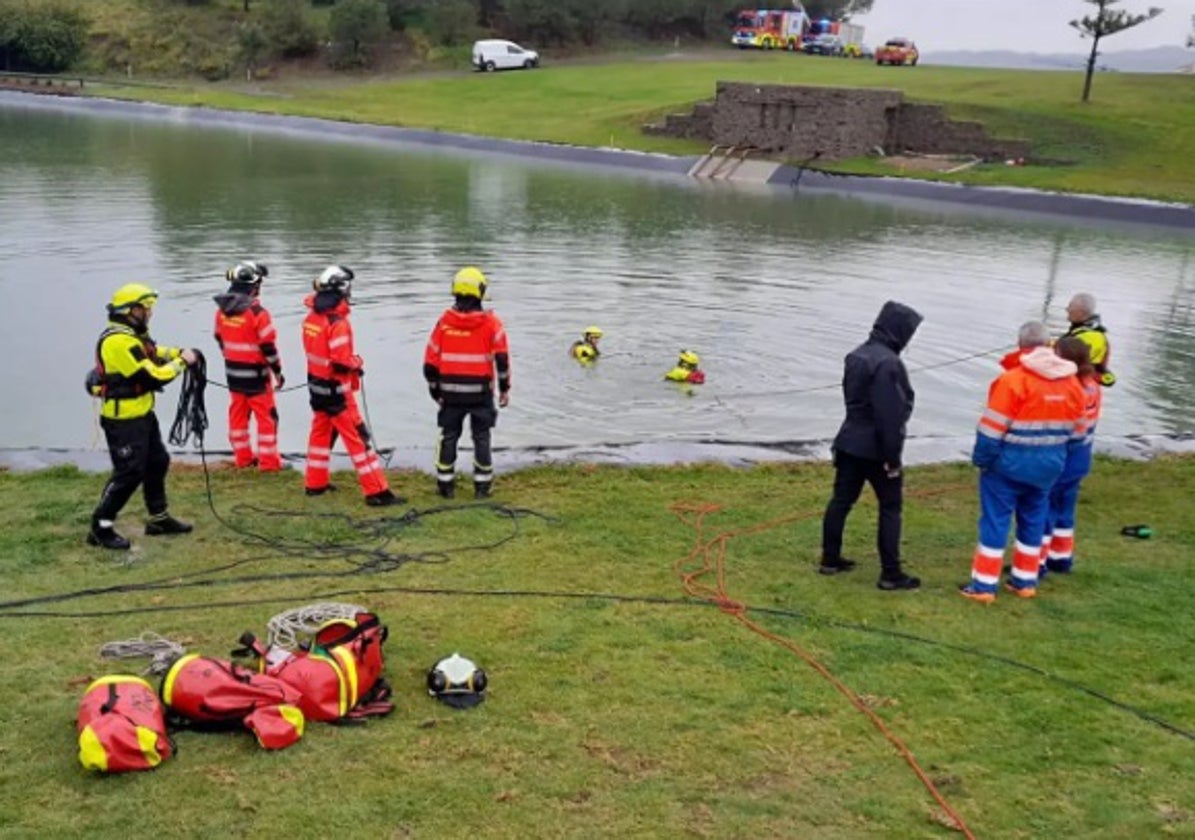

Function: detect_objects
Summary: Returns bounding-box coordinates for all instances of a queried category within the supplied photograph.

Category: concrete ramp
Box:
[688,146,780,183]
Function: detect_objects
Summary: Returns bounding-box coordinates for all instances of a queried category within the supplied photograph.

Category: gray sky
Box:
[852,0,1194,53]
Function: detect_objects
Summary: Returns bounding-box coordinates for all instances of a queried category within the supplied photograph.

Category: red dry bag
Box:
[77,675,174,773]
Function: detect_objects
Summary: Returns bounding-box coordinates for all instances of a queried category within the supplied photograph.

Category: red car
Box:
[876,37,919,66]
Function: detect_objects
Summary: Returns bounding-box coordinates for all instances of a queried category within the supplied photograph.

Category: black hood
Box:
[213,291,253,316]
[868,301,923,353]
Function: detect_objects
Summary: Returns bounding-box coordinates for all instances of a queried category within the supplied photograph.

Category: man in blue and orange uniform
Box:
[301,265,401,507]
[1040,336,1103,574]
[1064,292,1116,387]
[961,321,1086,603]
[423,266,511,499]
[87,283,198,550]
[213,261,284,471]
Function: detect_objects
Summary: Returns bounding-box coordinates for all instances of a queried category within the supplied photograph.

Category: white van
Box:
[472,39,540,72]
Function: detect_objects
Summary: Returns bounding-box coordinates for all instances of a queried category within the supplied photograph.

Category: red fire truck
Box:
[731,5,810,50]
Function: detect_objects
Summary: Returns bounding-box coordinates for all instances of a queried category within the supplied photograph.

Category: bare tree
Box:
[1071,0,1163,102]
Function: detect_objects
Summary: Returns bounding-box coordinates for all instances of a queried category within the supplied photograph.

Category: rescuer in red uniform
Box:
[213,261,284,471]
[423,266,511,499]
[301,265,401,507]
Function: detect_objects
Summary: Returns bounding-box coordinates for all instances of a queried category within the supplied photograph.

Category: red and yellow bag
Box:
[160,654,305,750]
[77,675,174,773]
[237,612,393,722]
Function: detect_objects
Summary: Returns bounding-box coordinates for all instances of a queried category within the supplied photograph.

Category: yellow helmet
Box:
[108,283,159,313]
[679,350,700,367]
[452,266,487,300]
[583,326,603,340]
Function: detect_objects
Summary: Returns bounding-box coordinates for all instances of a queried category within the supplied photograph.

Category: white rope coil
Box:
[99,632,187,676]
[266,602,366,651]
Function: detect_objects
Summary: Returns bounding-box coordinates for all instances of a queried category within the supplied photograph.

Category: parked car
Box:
[803,34,845,57]
[472,39,540,72]
[875,37,918,66]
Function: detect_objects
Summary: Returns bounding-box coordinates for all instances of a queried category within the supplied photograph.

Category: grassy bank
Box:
[84,53,1195,203]
[1,457,1193,838]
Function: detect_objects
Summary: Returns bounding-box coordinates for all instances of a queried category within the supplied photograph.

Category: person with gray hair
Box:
[1064,293,1116,387]
[997,320,1050,371]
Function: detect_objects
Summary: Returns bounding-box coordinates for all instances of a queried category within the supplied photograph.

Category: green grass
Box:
[1,457,1194,838]
[83,53,1195,203]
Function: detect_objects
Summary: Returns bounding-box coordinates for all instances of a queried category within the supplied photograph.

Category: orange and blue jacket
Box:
[973,346,1086,489]
[423,304,510,406]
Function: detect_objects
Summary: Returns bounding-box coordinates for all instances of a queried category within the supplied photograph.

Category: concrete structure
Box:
[646,82,1031,163]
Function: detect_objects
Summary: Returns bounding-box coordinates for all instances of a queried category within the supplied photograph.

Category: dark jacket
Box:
[831,301,923,466]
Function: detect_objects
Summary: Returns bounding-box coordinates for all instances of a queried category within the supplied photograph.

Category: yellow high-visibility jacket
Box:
[94,322,185,420]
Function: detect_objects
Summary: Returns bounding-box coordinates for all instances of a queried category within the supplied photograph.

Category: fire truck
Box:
[731,5,810,50]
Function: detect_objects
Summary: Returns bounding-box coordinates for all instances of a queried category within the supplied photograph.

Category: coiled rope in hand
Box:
[169,350,209,448]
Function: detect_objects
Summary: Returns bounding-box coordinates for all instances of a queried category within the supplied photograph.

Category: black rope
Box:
[168,350,209,448]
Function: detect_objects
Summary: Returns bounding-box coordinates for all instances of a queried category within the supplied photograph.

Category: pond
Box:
[1,97,1193,470]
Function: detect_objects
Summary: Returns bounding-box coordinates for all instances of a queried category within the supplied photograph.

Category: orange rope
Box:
[669,495,977,839]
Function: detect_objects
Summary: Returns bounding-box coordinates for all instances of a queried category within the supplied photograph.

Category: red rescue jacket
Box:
[303,294,363,413]
[423,305,511,406]
[214,293,281,394]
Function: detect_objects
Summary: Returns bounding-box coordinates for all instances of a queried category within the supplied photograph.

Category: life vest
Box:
[1065,319,1116,387]
[571,341,598,363]
[160,654,305,750]
[424,306,511,405]
[77,675,174,773]
[233,612,393,722]
[665,365,704,384]
[303,295,360,413]
[86,320,185,420]
[214,296,278,394]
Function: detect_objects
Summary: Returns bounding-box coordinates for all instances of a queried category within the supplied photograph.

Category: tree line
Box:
[0,0,873,77]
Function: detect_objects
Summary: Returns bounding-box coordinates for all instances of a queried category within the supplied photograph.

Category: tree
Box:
[1187,13,1193,47]
[234,20,267,79]
[804,0,874,20]
[1070,0,1162,102]
[328,0,388,67]
[0,1,89,73]
[260,0,319,58]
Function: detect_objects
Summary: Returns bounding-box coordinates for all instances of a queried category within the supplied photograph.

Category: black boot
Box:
[819,557,857,576]
[145,513,193,536]
[877,571,921,591]
[473,482,492,499]
[366,489,406,507]
[305,483,338,497]
[436,480,456,499]
[87,521,131,551]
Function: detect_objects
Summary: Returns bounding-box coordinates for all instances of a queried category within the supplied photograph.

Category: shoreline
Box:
[4,90,1195,232]
[3,434,1192,474]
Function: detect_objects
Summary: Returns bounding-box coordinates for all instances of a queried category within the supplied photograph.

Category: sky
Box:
[851,0,1195,53]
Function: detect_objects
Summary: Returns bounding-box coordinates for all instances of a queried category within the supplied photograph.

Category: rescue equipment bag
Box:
[77,675,174,773]
[160,654,305,750]
[234,611,394,722]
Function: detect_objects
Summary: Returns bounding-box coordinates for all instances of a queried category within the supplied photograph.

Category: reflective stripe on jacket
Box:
[97,322,184,420]
[972,346,1086,489]
[214,299,280,395]
[423,306,511,406]
[303,294,361,412]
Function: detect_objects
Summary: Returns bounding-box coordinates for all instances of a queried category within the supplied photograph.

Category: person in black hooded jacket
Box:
[820,300,923,590]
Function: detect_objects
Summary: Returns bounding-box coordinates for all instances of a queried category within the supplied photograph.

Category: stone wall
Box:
[644,82,1030,162]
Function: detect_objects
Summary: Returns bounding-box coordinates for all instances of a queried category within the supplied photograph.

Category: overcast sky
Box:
[851,0,1194,53]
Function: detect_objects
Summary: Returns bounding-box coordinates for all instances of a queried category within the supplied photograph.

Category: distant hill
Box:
[924,45,1193,73]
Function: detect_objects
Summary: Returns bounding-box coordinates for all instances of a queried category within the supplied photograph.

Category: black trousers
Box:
[821,450,903,574]
[435,399,497,480]
[93,412,171,523]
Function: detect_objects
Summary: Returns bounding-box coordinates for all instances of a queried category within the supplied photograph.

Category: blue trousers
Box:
[972,471,1049,593]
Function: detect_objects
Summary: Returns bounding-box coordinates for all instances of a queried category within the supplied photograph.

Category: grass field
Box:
[1,456,1193,838]
[83,51,1195,204]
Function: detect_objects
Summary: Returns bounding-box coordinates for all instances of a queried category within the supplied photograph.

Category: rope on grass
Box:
[99,632,187,676]
[266,602,367,650]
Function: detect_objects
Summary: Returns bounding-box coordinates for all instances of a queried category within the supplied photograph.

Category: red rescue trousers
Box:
[304,394,389,497]
[229,390,281,471]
